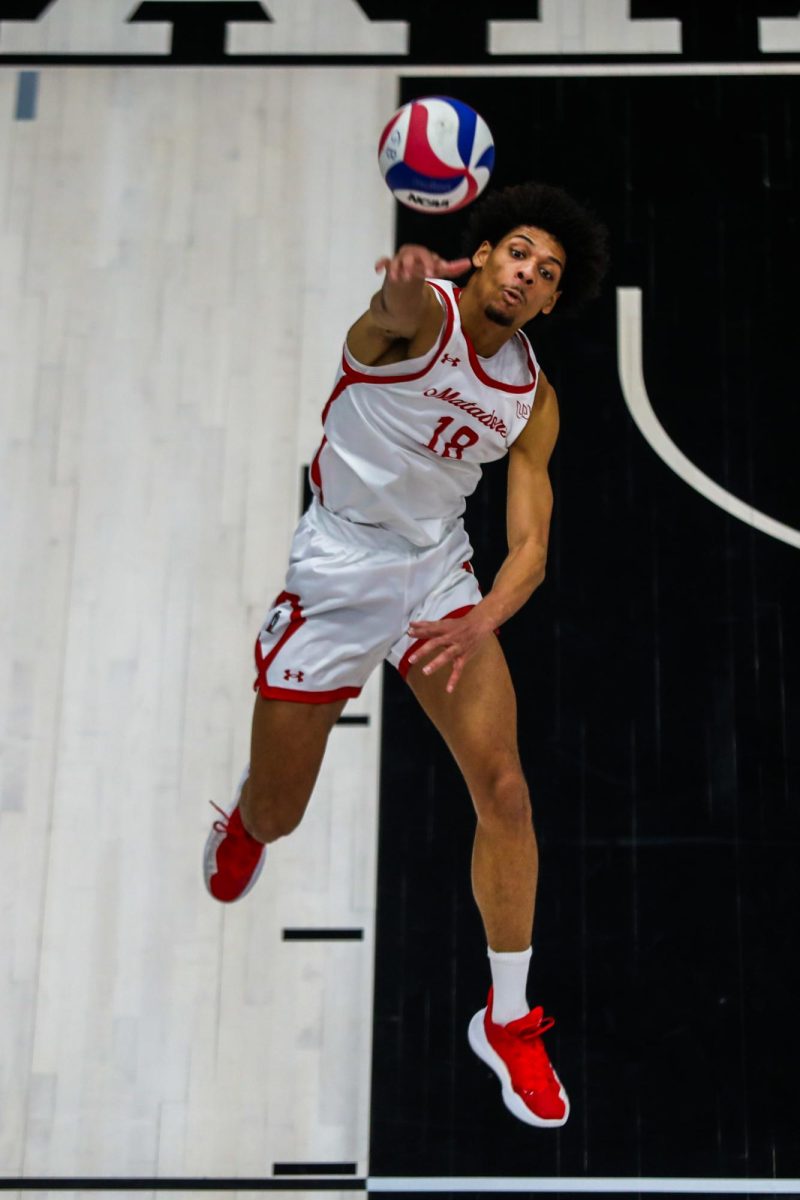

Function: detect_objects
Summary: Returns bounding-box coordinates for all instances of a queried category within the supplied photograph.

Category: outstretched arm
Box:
[408,372,560,692]
[346,245,471,367]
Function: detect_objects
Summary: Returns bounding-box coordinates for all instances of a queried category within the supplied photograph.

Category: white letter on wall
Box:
[489,0,681,56]
[759,8,800,52]
[0,0,170,54]
[228,0,408,56]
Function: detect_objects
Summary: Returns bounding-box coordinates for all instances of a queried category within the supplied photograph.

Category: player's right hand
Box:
[375,245,472,284]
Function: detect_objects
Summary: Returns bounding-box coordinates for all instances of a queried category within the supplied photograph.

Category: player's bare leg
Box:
[407,635,537,952]
[407,634,569,1127]
[240,695,346,843]
[204,695,345,901]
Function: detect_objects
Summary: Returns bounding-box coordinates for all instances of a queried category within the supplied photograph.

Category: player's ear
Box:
[542,290,562,316]
[472,240,492,270]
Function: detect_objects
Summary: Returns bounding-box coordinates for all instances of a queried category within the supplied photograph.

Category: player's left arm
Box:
[408,372,559,692]
[480,371,560,625]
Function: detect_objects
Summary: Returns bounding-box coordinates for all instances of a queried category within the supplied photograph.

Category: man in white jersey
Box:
[204,183,608,1128]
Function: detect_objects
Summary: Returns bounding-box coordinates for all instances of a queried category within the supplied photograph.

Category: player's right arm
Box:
[346,245,471,367]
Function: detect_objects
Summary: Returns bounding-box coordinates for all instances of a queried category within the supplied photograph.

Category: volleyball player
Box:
[204,182,608,1127]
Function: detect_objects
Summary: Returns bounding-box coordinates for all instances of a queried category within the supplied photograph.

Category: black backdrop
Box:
[369,73,800,1184]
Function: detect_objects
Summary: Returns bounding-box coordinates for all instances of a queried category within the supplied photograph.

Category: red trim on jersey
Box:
[464,328,537,393]
[397,604,476,680]
[452,284,538,395]
[310,288,456,500]
[310,435,327,503]
[320,374,352,428]
[256,683,362,705]
[308,280,468,503]
[339,281,455,386]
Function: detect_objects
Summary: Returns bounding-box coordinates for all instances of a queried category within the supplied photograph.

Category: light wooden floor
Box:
[4,7,763,1198]
[0,60,397,1194]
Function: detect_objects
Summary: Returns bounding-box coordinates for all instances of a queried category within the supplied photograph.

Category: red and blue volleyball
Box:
[378,96,495,215]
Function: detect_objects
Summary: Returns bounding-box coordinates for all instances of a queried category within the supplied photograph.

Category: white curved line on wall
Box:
[616,286,800,551]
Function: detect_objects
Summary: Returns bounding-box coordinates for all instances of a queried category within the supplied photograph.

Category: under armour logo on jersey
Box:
[284,669,305,682]
[441,353,461,367]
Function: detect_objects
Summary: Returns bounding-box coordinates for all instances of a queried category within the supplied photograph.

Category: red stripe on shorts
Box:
[253,591,363,704]
[256,683,362,705]
[253,591,306,697]
[398,604,476,680]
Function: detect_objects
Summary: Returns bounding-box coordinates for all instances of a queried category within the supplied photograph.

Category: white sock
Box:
[487,946,532,1025]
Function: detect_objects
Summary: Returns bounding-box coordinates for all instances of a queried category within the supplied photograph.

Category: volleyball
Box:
[378,96,495,215]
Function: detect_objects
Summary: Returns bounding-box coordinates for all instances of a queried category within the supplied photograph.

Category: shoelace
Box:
[510,1014,557,1093]
[209,800,233,835]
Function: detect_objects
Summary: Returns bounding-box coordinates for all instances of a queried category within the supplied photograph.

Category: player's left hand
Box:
[407,609,495,694]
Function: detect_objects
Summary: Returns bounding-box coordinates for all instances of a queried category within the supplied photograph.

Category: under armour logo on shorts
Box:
[283,669,305,682]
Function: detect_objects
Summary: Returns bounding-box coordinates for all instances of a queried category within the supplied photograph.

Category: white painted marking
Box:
[401,63,800,77]
[617,287,800,551]
[227,0,408,55]
[368,1178,800,1194]
[760,9,800,53]
[489,0,681,56]
[0,0,169,54]
[0,0,409,57]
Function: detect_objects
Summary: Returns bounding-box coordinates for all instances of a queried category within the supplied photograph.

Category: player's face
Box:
[471,226,565,328]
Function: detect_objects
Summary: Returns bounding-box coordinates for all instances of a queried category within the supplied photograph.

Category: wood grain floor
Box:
[0,60,396,1190]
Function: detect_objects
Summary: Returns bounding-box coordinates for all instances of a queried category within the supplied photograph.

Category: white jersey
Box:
[309,278,540,547]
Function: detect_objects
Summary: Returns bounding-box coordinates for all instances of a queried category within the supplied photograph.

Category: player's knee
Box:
[474,764,532,832]
[242,785,305,844]
[248,807,303,844]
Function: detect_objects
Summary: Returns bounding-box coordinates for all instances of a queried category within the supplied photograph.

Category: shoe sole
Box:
[203,765,265,903]
[467,1008,570,1128]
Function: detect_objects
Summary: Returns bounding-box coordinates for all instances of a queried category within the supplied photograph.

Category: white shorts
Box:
[253,498,483,704]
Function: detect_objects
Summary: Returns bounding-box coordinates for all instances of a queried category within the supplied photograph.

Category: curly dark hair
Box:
[462,182,609,316]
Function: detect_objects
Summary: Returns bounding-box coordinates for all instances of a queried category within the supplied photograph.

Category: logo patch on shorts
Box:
[266,611,282,634]
[283,669,305,683]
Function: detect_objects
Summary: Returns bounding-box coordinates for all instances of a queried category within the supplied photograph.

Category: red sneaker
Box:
[203,768,266,902]
[468,987,570,1127]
